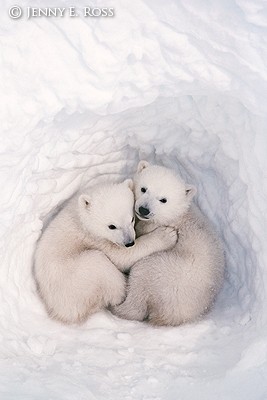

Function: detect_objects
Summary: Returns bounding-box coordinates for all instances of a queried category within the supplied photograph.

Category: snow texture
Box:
[1,0,267,399]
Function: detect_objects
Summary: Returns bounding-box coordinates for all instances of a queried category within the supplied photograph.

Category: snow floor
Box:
[1,0,267,399]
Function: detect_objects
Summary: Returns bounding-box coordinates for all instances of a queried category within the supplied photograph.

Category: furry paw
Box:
[154,226,178,249]
[110,302,146,322]
[108,278,127,307]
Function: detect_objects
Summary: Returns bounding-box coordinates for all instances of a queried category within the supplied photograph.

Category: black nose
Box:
[125,241,135,247]
[139,206,150,216]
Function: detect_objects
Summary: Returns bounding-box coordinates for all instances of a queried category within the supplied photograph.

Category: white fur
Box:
[112,163,225,326]
[34,180,177,324]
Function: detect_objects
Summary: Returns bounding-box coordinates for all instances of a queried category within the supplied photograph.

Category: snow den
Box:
[1,1,267,399]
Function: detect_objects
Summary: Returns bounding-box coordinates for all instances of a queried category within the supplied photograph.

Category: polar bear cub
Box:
[112,162,225,326]
[34,179,177,324]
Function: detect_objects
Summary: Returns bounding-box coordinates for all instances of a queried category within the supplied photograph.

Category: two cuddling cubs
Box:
[34,162,224,326]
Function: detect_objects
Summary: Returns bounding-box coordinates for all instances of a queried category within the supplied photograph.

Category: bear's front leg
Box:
[135,220,159,237]
[98,226,178,272]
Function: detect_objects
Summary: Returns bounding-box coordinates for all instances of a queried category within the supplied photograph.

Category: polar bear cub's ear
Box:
[185,184,197,200]
[137,160,150,173]
[123,179,134,191]
[79,194,91,209]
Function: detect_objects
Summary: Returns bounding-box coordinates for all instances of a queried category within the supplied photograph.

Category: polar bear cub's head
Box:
[79,180,136,247]
[134,161,196,225]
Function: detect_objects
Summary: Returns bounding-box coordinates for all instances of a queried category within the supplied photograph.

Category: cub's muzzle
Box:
[125,241,135,247]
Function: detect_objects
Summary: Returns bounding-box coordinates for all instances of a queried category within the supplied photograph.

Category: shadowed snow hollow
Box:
[0,0,267,399]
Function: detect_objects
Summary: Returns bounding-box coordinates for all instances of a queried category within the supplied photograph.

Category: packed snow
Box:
[1,0,267,399]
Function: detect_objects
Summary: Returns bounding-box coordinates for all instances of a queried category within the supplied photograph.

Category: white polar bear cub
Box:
[112,162,225,326]
[34,179,177,324]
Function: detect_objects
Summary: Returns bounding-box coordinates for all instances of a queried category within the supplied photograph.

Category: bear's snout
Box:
[125,241,135,247]
[139,206,150,216]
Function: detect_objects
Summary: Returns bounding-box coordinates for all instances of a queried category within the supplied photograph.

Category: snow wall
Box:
[1,0,267,399]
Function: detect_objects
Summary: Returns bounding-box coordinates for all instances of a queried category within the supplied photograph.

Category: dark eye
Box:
[108,225,117,230]
[141,187,147,193]
[131,217,134,223]
[160,198,167,203]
